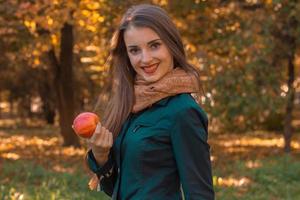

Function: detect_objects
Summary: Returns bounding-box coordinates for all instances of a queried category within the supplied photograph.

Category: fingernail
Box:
[95,123,101,132]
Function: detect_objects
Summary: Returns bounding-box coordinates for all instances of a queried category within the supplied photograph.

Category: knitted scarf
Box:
[132,67,199,113]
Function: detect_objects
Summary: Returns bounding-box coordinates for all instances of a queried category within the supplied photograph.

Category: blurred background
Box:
[0,0,300,199]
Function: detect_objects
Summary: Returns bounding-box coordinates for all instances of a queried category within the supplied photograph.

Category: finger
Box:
[104,130,110,148]
[108,131,113,147]
[94,123,102,134]
[89,123,101,142]
[86,139,91,148]
[95,126,105,145]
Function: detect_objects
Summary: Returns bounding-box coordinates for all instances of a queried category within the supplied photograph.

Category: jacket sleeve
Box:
[170,107,215,200]
[86,149,117,196]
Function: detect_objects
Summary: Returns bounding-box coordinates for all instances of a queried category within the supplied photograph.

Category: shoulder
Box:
[166,94,208,122]
[167,94,209,141]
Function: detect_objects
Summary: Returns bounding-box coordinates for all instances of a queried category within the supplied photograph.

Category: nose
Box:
[141,49,152,64]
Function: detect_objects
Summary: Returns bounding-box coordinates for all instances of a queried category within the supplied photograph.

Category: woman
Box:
[86,4,214,200]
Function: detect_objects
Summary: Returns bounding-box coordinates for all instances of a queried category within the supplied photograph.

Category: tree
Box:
[167,0,284,131]
[7,0,121,146]
[1,0,299,151]
[270,0,300,152]
[47,23,79,146]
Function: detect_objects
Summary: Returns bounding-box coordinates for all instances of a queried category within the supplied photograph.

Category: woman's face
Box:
[124,26,174,83]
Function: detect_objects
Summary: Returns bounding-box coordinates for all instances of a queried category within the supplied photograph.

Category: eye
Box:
[129,48,140,55]
[150,42,161,49]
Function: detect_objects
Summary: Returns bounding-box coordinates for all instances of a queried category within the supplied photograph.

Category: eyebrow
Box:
[127,39,162,48]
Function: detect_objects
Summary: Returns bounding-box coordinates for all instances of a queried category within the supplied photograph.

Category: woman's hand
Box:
[88,123,113,166]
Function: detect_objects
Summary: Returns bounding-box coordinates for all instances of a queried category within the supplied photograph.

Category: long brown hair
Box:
[101,4,202,138]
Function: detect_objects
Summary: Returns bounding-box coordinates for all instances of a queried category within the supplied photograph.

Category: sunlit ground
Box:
[0,126,88,174]
[1,118,300,199]
[209,130,300,199]
[0,118,108,199]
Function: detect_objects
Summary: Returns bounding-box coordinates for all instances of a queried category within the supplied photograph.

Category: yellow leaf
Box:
[47,16,54,26]
[51,34,58,45]
[78,20,85,26]
[33,58,40,66]
[86,2,101,10]
[82,9,90,17]
[265,0,272,5]
[87,25,97,32]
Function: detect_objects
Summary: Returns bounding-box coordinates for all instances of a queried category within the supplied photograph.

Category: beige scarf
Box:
[132,67,199,113]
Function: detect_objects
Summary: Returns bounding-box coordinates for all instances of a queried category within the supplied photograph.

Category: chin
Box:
[143,75,161,83]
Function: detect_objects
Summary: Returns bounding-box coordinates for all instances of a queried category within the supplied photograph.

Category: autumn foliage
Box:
[0,0,300,149]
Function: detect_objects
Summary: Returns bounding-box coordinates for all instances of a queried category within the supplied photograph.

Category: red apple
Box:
[72,112,100,138]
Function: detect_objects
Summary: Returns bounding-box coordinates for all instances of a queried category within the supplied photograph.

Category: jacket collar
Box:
[153,95,172,107]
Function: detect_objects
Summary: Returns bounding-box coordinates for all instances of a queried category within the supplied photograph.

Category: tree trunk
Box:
[38,69,56,125]
[275,1,298,153]
[48,23,80,147]
[9,96,13,117]
[40,90,56,125]
[283,54,295,153]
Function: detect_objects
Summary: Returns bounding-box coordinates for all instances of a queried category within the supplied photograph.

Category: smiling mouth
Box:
[141,63,159,74]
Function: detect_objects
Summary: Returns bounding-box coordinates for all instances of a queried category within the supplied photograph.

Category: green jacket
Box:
[87,93,214,200]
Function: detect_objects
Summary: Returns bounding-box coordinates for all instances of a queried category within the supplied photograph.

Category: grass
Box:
[210,131,300,200]
[0,126,110,200]
[213,155,300,200]
[0,160,110,200]
[0,126,300,199]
